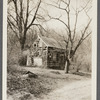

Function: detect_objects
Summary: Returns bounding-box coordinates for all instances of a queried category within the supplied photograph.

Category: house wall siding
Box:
[47,47,66,69]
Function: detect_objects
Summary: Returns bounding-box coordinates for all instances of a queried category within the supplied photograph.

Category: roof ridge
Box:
[39,36,66,49]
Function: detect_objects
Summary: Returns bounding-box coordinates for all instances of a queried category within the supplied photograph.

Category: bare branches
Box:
[36,14,46,21]
[45,0,92,65]
[78,0,91,13]
[8,0,43,50]
[27,0,41,29]
[12,0,19,26]
[7,18,20,41]
[8,12,17,24]
[49,15,69,30]
[72,12,79,41]
[8,0,13,4]
[32,23,47,32]
[24,0,29,29]
[61,0,69,6]
[72,20,92,58]
[7,17,18,30]
[44,2,66,11]
[8,0,92,54]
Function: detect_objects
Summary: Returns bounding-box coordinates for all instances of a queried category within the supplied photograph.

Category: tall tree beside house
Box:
[7,0,45,50]
[45,0,92,73]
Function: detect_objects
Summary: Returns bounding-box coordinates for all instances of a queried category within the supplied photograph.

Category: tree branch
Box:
[24,0,29,29]
[8,19,20,41]
[27,0,41,30]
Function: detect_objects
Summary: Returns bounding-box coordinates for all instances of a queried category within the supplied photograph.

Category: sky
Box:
[8,0,92,35]
[39,0,92,32]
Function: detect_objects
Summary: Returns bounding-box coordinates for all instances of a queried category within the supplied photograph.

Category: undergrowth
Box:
[7,65,52,97]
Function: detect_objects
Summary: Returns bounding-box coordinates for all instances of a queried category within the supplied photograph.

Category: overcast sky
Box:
[8,0,92,35]
[40,0,92,31]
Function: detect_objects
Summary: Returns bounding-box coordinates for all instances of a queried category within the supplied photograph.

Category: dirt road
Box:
[38,79,91,100]
[23,67,91,100]
[7,67,91,100]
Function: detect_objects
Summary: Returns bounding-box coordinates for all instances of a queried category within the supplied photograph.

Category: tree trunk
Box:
[76,68,79,72]
[65,60,70,73]
[21,43,25,50]
[20,32,27,50]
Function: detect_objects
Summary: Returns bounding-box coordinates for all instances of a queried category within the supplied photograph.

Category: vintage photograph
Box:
[6,0,95,100]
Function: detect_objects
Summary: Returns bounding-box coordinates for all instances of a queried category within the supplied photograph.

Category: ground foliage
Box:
[7,65,61,98]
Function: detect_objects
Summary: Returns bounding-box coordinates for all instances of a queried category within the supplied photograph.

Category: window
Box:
[48,53,52,60]
[34,44,36,47]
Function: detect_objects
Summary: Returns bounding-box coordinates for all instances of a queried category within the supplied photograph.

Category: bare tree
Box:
[45,0,92,73]
[7,0,44,50]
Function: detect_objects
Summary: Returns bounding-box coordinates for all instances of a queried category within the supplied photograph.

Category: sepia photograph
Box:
[3,0,97,100]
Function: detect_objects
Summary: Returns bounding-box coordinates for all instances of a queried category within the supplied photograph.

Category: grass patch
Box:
[7,65,57,98]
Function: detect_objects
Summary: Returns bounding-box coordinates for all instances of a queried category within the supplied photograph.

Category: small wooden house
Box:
[27,36,67,70]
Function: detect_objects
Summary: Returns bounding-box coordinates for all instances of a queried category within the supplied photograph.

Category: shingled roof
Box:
[40,36,66,49]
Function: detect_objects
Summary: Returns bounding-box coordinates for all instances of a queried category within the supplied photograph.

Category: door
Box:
[59,53,65,69]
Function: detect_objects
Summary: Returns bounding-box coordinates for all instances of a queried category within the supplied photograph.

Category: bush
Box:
[18,55,27,66]
[7,42,22,66]
[7,66,51,97]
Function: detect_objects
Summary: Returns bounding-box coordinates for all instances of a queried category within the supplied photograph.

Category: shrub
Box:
[18,55,27,66]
